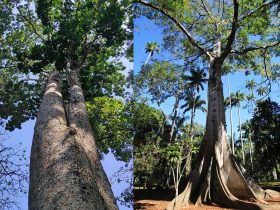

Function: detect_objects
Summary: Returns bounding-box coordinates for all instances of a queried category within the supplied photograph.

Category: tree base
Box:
[166,141,271,210]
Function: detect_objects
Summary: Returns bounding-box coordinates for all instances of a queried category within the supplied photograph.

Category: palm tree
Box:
[184,69,207,92]
[235,91,246,164]
[182,95,206,141]
[225,92,236,154]
[144,42,159,65]
[182,69,207,141]
[241,120,254,170]
[227,77,234,154]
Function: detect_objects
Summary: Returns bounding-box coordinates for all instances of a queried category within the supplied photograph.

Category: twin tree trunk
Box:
[29,71,118,210]
[167,57,267,210]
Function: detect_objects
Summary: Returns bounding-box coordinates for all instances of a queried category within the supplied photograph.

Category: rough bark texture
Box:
[29,71,118,210]
[166,58,266,210]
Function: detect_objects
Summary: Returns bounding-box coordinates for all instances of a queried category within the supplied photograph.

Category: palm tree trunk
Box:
[238,104,245,165]
[190,91,196,142]
[144,51,152,66]
[249,131,253,171]
[227,77,235,154]
[169,96,179,143]
[29,70,118,210]
[167,37,265,210]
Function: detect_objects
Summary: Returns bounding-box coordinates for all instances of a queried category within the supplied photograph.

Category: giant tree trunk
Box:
[29,71,118,210]
[166,57,266,210]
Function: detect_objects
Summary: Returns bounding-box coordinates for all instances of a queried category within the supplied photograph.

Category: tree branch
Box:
[199,0,218,26]
[239,0,279,23]
[135,0,211,58]
[220,0,239,61]
[230,41,280,55]
[262,49,272,94]
[16,5,45,41]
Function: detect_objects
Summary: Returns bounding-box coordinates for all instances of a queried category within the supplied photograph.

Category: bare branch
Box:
[134,0,211,58]
[231,41,280,55]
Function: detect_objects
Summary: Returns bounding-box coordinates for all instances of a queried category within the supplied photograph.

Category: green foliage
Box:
[163,142,181,165]
[183,69,207,93]
[134,142,161,185]
[0,70,42,131]
[145,41,160,56]
[251,99,280,175]
[136,0,280,78]
[0,0,132,130]
[86,96,132,162]
[133,101,163,146]
[136,61,184,104]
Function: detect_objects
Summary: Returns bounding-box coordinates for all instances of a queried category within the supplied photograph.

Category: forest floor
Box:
[134,182,280,210]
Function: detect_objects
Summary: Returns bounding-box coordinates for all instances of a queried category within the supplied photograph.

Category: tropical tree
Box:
[136,61,184,143]
[251,99,280,180]
[144,41,160,65]
[226,77,235,154]
[86,96,133,162]
[181,95,206,142]
[135,0,280,209]
[245,80,257,102]
[241,120,254,170]
[234,91,246,164]
[182,68,207,141]
[1,1,132,209]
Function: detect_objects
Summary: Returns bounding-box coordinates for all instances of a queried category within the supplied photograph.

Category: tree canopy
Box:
[1,0,132,133]
[251,99,280,175]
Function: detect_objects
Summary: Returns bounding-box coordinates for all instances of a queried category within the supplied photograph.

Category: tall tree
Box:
[182,68,207,141]
[1,1,132,209]
[227,77,235,154]
[182,95,206,141]
[144,41,160,65]
[235,91,246,164]
[225,93,236,153]
[136,61,184,143]
[241,120,254,170]
[251,99,280,180]
[135,0,280,209]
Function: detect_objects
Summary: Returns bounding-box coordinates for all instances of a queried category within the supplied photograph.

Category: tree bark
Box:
[169,96,179,143]
[29,71,118,210]
[189,90,197,142]
[238,103,245,164]
[144,51,152,66]
[227,77,235,154]
[166,57,266,210]
[249,132,253,171]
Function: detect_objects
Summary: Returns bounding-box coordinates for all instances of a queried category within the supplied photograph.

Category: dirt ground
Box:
[134,199,280,210]
[134,189,280,210]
